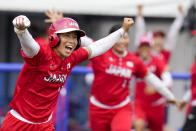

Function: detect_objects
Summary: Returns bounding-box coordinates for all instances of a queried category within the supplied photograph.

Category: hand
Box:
[167,99,181,106]
[122,18,134,32]
[45,8,64,23]
[177,100,187,111]
[178,4,184,15]
[137,4,143,17]
[12,15,31,30]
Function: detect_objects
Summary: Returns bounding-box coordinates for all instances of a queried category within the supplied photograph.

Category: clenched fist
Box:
[12,15,31,34]
[122,18,134,32]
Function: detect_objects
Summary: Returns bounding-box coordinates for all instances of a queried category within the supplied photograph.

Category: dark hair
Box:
[109,24,122,34]
[153,30,165,38]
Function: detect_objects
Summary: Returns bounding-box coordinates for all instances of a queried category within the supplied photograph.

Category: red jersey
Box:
[135,55,165,104]
[9,41,88,123]
[191,60,196,101]
[159,50,171,64]
[90,49,148,106]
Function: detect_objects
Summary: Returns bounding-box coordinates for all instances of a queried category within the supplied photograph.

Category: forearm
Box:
[164,14,184,51]
[161,72,173,88]
[17,29,40,58]
[135,16,146,47]
[182,89,191,102]
[144,72,175,100]
[88,28,124,58]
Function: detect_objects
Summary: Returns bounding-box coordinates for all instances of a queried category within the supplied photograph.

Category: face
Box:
[153,36,164,52]
[54,31,78,59]
[138,44,151,60]
[112,32,130,55]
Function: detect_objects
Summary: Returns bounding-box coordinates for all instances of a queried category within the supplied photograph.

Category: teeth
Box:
[65,45,73,51]
[67,45,73,48]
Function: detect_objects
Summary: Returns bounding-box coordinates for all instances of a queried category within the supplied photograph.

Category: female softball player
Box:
[181,58,196,131]
[0,15,134,131]
[133,34,173,131]
[85,25,177,131]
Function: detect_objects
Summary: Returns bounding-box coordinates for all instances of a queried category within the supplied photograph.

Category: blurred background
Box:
[0,0,196,130]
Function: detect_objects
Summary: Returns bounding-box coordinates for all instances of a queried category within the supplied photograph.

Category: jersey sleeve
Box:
[70,47,89,67]
[134,57,148,78]
[20,40,49,66]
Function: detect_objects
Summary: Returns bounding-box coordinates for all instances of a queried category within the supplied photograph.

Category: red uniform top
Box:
[191,60,196,101]
[135,55,165,104]
[160,50,171,64]
[9,41,88,123]
[90,49,148,106]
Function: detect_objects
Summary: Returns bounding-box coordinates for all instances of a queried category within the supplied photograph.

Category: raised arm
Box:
[164,5,184,51]
[135,4,146,47]
[84,18,134,58]
[13,15,40,58]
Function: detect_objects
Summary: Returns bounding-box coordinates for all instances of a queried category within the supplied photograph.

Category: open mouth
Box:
[65,45,73,52]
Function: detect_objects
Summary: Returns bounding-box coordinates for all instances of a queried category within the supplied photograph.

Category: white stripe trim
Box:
[10,110,52,124]
[90,95,130,109]
[191,100,196,106]
[151,97,166,106]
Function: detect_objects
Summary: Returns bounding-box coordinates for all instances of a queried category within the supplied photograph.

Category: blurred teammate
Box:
[178,32,196,131]
[180,58,196,131]
[45,10,178,131]
[133,34,173,131]
[87,25,177,131]
[135,4,184,64]
[0,15,134,131]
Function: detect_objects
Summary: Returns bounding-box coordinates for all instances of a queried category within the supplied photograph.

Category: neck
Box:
[112,49,127,57]
[53,48,66,60]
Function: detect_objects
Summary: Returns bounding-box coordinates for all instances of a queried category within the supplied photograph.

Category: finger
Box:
[45,10,51,17]
[44,19,53,23]
[58,11,64,17]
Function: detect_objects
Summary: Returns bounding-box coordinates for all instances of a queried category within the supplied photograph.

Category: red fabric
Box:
[134,100,165,131]
[90,49,148,106]
[135,55,166,103]
[0,111,55,131]
[89,102,132,131]
[186,102,192,116]
[160,50,171,64]
[9,40,88,123]
[191,61,196,101]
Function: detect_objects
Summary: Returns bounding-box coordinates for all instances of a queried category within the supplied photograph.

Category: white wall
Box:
[0,0,192,17]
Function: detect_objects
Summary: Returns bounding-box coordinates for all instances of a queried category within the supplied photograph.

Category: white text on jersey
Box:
[105,64,132,78]
[44,73,67,83]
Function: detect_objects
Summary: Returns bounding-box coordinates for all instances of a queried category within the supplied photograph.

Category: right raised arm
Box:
[84,18,134,59]
[134,4,146,47]
[13,15,40,58]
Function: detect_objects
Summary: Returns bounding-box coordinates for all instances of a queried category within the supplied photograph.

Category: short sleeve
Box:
[70,47,89,67]
[20,40,49,66]
[134,57,148,79]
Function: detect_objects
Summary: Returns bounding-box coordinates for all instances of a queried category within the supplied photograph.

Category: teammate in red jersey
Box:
[86,25,176,131]
[178,32,196,131]
[135,4,184,65]
[0,15,134,131]
[179,58,196,131]
[45,11,178,131]
[133,34,173,131]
